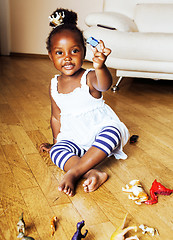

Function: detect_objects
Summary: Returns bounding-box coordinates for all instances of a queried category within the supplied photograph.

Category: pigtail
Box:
[49,8,77,28]
[47,8,86,57]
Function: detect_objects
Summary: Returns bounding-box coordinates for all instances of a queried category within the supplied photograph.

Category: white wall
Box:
[9,0,103,55]
[0,0,11,55]
[104,0,173,18]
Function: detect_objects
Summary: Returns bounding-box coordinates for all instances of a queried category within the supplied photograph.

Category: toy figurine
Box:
[129,135,139,144]
[110,214,139,240]
[17,213,25,237]
[145,179,173,205]
[86,37,99,47]
[17,232,35,239]
[71,220,88,240]
[139,224,159,236]
[50,216,58,236]
[122,180,149,205]
[21,237,35,240]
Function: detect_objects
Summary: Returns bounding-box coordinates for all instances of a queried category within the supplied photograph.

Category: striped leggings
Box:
[50,126,121,170]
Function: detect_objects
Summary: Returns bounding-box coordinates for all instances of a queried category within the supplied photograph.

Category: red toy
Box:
[145,179,173,205]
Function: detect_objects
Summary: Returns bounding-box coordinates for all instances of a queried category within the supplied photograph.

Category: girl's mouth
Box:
[63,62,74,70]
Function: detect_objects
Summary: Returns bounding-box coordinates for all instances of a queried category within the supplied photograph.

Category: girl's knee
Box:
[93,126,121,155]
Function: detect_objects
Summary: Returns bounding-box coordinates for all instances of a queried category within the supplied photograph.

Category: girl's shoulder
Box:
[50,74,59,95]
[84,68,95,83]
[85,69,96,85]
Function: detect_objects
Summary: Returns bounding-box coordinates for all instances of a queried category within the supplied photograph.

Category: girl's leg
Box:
[59,147,108,196]
[59,126,121,196]
[50,140,86,170]
[50,140,107,196]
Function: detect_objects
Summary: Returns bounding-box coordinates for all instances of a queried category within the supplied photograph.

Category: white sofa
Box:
[84,0,173,90]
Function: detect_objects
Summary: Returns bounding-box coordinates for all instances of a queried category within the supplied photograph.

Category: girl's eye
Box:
[56,51,63,55]
[72,49,79,54]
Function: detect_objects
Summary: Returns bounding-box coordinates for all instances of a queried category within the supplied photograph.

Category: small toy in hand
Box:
[122,180,149,205]
[139,224,159,236]
[50,216,58,236]
[72,220,88,240]
[130,135,139,144]
[86,37,99,47]
[17,213,25,237]
[145,179,173,205]
[110,213,139,240]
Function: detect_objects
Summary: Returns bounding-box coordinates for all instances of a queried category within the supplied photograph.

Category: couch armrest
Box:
[85,12,138,32]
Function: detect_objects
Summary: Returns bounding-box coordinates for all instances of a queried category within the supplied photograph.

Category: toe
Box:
[58,185,64,192]
[83,178,91,187]
[83,185,89,193]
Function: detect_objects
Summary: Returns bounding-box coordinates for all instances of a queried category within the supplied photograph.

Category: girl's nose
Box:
[64,53,72,61]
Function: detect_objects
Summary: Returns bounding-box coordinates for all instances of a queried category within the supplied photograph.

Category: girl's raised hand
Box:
[91,40,111,69]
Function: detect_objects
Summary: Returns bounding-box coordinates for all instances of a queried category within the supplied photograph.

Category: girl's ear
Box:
[48,52,53,61]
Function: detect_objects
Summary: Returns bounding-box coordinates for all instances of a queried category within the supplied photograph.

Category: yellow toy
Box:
[110,214,139,240]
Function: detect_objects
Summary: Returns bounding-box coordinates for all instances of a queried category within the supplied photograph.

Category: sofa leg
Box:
[111,76,123,91]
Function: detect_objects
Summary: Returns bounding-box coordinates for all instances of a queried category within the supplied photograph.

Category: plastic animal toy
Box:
[17,213,25,237]
[122,180,149,205]
[50,216,58,236]
[130,135,139,144]
[110,214,139,240]
[71,220,88,240]
[86,37,99,47]
[17,232,35,240]
[139,224,159,236]
[145,179,173,205]
[21,237,35,240]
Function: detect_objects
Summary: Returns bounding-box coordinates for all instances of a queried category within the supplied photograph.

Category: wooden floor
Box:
[0,56,173,240]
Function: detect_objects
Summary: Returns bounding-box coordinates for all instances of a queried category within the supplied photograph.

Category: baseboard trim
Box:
[10,52,49,59]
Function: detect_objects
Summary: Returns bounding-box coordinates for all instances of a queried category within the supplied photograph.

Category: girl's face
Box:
[49,29,85,76]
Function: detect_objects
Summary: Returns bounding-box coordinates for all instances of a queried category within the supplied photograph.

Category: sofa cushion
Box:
[85,12,138,32]
[84,26,173,62]
[134,4,173,33]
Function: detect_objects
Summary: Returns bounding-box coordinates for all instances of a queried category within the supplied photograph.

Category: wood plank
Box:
[9,125,38,155]
[7,97,38,131]
[2,144,38,189]
[25,153,71,206]
[0,123,16,145]
[0,104,20,125]
[0,144,11,174]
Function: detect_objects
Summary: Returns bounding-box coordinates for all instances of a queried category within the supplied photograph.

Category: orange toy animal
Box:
[122,180,149,205]
[50,216,58,236]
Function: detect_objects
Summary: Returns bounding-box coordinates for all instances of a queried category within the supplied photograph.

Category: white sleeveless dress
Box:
[51,69,129,159]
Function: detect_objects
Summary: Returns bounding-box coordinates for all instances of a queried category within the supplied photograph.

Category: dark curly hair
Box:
[46,8,86,58]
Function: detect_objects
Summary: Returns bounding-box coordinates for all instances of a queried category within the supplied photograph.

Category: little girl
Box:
[40,8,129,196]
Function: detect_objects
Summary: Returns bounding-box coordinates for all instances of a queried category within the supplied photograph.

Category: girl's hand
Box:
[91,40,111,69]
[39,143,54,153]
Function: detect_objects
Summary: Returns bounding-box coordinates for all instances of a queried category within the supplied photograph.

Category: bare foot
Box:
[83,169,108,193]
[58,169,80,197]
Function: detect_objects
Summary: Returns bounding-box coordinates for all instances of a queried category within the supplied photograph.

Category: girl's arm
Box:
[50,90,61,145]
[40,85,61,152]
[50,103,61,144]
[88,40,112,92]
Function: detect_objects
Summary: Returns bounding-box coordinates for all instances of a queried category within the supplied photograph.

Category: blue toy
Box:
[72,220,88,240]
[86,37,99,47]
